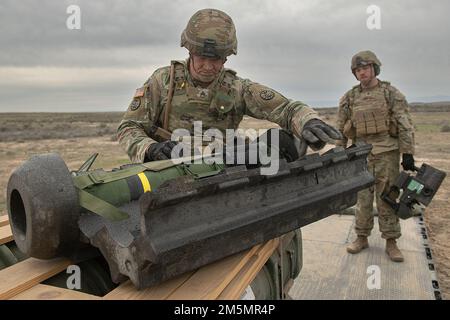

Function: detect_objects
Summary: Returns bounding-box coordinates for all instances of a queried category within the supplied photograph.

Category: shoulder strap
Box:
[173,61,186,87]
[161,61,186,130]
[162,62,176,130]
[380,81,395,111]
[72,165,149,221]
[348,85,359,109]
[155,60,186,130]
[219,69,237,91]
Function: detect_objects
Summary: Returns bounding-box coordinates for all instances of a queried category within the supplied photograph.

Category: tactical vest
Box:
[346,81,398,139]
[160,60,240,137]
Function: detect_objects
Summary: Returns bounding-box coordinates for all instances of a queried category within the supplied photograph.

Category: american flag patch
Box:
[134,87,145,98]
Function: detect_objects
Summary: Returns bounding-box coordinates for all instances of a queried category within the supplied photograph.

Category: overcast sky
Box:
[1,0,449,112]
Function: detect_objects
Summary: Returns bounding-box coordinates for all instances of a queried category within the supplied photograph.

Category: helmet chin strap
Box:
[367,64,374,79]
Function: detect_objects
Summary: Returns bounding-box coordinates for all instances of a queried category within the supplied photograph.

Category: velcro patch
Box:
[130,98,141,111]
[134,87,145,98]
[260,90,275,100]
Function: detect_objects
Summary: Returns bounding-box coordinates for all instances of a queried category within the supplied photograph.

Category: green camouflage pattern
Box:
[351,50,382,71]
[117,59,319,163]
[355,150,401,239]
[336,81,415,155]
[181,8,237,58]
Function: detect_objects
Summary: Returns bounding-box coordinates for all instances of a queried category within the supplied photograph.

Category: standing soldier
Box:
[117,8,342,298]
[337,50,415,262]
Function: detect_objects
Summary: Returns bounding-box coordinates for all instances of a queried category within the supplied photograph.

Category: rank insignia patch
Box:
[196,88,209,99]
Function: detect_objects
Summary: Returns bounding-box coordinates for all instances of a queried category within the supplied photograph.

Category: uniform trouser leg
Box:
[374,150,402,239]
[355,166,375,237]
[355,150,402,239]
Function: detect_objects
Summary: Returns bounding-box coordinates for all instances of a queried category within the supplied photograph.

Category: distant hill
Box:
[409,101,450,112]
[316,101,450,115]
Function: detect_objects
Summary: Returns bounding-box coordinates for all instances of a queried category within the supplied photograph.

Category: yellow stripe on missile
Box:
[138,172,151,193]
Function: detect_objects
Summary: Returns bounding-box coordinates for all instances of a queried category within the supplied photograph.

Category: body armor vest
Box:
[351,85,390,138]
[161,61,241,137]
[346,81,399,155]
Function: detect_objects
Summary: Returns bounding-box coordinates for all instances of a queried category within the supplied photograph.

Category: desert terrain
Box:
[0,105,449,299]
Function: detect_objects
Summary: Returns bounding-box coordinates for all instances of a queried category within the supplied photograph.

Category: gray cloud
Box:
[0,0,449,111]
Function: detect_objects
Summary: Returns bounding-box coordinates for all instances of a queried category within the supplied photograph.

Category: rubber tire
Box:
[6,153,80,259]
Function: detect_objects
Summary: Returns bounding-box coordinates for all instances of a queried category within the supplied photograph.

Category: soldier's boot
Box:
[385,239,404,262]
[346,236,369,254]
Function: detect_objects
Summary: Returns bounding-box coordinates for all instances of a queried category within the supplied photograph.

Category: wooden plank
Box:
[218,238,280,300]
[0,257,71,300]
[0,225,13,245]
[11,284,101,300]
[0,215,9,227]
[104,245,263,300]
[167,245,261,300]
[103,271,195,300]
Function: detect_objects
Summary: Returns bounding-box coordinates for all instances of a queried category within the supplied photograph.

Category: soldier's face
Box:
[190,54,225,83]
[355,64,375,83]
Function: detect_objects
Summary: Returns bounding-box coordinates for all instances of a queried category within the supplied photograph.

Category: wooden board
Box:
[104,271,195,300]
[0,215,9,228]
[104,246,261,300]
[167,245,261,300]
[0,225,13,246]
[0,212,277,300]
[11,284,101,300]
[0,257,72,300]
[0,225,277,300]
[218,238,280,300]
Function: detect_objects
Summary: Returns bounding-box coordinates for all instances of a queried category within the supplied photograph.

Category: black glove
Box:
[145,141,179,161]
[301,119,343,150]
[401,153,415,171]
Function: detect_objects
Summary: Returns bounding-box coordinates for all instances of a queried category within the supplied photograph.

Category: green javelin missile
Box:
[72,154,225,221]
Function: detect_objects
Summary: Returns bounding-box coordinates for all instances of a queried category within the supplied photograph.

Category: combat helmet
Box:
[351,50,382,76]
[181,8,237,59]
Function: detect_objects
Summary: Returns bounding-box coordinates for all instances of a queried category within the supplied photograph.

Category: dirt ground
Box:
[0,111,449,299]
[410,113,450,299]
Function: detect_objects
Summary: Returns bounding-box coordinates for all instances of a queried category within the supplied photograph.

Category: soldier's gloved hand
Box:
[301,119,343,150]
[401,153,415,171]
[145,141,179,161]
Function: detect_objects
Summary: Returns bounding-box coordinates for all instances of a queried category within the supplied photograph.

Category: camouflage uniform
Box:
[117,8,337,298]
[117,8,321,163]
[337,51,415,240]
[117,60,319,163]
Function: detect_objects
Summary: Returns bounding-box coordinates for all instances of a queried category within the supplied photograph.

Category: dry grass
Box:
[0,113,123,142]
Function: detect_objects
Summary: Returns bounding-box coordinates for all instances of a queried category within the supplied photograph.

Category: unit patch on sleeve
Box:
[130,98,141,111]
[260,90,275,100]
